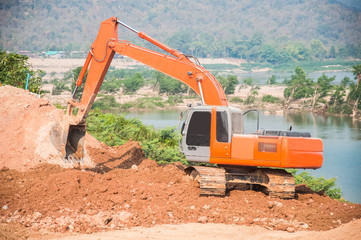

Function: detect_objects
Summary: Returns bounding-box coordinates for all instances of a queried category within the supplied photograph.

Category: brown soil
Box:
[1,85,361,239]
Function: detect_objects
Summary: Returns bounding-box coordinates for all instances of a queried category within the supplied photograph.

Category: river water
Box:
[237,71,354,85]
[125,109,361,203]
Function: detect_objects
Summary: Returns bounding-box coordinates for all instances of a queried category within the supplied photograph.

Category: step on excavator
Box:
[58,17,323,199]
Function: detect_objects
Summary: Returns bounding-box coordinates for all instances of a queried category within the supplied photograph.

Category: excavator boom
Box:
[62,17,227,160]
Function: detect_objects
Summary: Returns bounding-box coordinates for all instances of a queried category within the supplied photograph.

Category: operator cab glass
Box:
[231,112,244,134]
[216,111,229,142]
[186,111,211,146]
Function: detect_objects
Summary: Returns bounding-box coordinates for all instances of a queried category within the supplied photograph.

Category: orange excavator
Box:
[60,17,323,199]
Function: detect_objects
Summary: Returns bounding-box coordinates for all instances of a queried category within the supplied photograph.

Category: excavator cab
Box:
[180,105,243,163]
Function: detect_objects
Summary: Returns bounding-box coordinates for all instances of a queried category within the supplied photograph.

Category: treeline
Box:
[1,0,360,61]
[49,62,361,118]
[164,32,361,64]
[282,64,361,118]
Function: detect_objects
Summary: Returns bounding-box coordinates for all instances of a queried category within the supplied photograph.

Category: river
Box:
[237,71,354,85]
[125,109,361,204]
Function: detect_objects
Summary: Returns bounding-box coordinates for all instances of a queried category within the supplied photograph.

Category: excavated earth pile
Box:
[1,86,361,238]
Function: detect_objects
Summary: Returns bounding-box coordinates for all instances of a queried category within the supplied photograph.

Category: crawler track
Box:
[185,166,295,199]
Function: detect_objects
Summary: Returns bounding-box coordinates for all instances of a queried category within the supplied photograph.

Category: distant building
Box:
[18,50,38,58]
[45,51,62,59]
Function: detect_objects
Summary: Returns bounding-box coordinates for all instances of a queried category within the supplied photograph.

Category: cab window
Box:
[216,111,229,142]
[186,112,211,146]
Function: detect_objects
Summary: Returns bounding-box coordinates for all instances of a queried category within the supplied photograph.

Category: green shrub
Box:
[87,110,186,164]
[101,79,122,93]
[245,95,255,104]
[262,94,280,103]
[218,75,239,94]
[287,169,342,199]
[52,79,71,95]
[92,95,120,110]
[120,102,133,110]
[167,96,184,105]
[0,50,43,93]
[230,97,244,103]
[156,72,187,94]
[243,77,254,86]
[123,73,144,93]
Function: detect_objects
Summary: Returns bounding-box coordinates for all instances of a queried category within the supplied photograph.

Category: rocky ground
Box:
[1,85,361,239]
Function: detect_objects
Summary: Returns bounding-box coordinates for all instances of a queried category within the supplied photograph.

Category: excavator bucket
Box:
[61,122,86,163]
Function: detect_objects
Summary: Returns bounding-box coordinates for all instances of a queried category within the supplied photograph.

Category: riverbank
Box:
[42,83,325,116]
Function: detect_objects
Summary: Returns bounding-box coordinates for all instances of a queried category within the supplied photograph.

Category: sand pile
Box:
[0,86,145,171]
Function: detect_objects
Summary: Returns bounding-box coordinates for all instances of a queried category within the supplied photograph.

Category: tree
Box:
[284,66,313,104]
[340,76,351,88]
[348,64,361,118]
[155,72,186,95]
[310,39,327,59]
[218,75,238,94]
[328,85,346,113]
[329,46,336,58]
[267,75,277,85]
[311,74,335,110]
[0,50,42,93]
[165,31,192,54]
[243,77,254,86]
[123,72,144,93]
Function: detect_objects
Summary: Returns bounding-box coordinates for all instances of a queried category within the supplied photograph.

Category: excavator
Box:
[59,17,323,199]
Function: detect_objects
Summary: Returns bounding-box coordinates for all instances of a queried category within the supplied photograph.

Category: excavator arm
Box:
[68,17,227,125]
[62,17,227,161]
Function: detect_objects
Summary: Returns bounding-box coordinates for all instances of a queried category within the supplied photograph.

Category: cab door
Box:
[182,109,211,163]
[210,107,231,162]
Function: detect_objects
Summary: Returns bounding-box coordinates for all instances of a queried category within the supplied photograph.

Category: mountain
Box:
[0,0,360,53]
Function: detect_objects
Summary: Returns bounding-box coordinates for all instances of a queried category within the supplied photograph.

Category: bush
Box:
[87,110,186,164]
[101,78,122,93]
[120,102,133,111]
[230,97,243,103]
[156,72,187,94]
[92,95,120,110]
[0,50,43,93]
[287,169,342,199]
[52,79,71,95]
[218,75,239,94]
[262,94,280,103]
[245,95,255,105]
[243,77,254,86]
[167,96,184,105]
[123,73,144,93]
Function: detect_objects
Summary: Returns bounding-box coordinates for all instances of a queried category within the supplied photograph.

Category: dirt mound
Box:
[1,161,361,235]
[0,86,143,171]
[0,86,64,170]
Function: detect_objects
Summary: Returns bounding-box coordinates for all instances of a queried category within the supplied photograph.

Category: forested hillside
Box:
[0,0,360,61]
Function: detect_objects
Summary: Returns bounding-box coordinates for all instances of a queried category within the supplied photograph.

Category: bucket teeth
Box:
[63,155,83,164]
[61,123,86,164]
